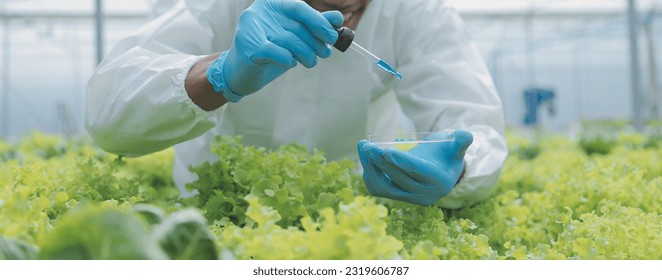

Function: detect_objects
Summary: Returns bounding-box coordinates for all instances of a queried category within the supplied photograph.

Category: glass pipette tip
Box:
[348,41,403,80]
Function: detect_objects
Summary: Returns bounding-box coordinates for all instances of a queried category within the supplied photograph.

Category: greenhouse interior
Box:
[1,0,662,263]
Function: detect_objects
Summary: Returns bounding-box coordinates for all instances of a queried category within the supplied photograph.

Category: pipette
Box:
[334,27,403,80]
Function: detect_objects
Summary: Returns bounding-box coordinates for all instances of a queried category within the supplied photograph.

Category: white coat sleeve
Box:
[393,2,509,209]
[85,1,237,157]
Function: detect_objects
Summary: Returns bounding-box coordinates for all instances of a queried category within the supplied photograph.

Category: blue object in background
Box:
[523,87,556,126]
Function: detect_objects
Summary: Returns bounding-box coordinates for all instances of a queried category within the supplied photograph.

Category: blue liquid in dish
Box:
[376,60,403,80]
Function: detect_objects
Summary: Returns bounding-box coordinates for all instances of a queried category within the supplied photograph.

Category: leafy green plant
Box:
[0,236,38,260]
[153,209,218,260]
[183,136,363,229]
[579,137,615,155]
[1,132,662,260]
[37,205,167,260]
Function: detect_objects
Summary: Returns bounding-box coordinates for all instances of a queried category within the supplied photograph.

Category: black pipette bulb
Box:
[333,27,355,52]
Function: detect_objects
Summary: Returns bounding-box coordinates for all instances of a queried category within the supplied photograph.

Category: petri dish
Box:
[368,131,455,151]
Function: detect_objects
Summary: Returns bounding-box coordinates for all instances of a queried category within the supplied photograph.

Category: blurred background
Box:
[0,0,660,140]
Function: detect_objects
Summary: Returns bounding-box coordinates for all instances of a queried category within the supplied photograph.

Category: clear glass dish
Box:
[368,131,455,151]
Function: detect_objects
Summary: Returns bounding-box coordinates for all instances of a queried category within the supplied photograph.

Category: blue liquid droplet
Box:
[376,60,403,80]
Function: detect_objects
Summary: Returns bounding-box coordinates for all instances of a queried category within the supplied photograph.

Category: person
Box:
[85,0,508,208]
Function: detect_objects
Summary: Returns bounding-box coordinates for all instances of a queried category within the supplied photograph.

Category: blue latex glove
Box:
[207,0,344,102]
[357,130,473,206]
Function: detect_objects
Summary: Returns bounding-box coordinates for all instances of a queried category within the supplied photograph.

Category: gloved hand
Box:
[207,0,344,102]
[357,130,473,206]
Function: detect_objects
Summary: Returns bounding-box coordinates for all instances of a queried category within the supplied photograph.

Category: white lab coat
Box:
[85,0,508,209]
